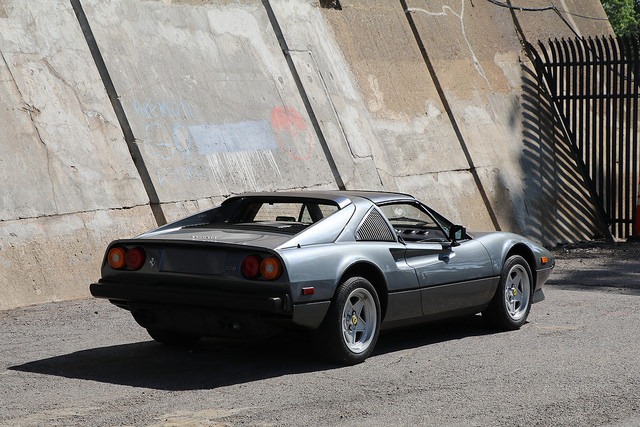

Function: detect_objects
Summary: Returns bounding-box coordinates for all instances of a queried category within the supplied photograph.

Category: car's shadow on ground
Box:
[9,315,493,391]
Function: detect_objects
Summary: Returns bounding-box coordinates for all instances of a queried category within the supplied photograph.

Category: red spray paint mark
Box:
[270,106,313,161]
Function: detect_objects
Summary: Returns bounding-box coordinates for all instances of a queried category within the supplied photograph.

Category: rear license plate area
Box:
[160,248,225,275]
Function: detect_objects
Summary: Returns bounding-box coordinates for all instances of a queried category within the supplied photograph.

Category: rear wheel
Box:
[146,328,201,347]
[483,255,532,330]
[319,276,381,365]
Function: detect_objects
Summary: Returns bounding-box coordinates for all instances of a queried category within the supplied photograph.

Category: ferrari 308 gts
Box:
[90,191,554,364]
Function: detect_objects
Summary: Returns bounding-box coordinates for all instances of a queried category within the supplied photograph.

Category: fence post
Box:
[633,177,640,240]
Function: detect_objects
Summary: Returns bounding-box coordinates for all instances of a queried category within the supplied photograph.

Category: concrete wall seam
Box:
[71,0,166,226]
[262,0,346,190]
[402,0,501,231]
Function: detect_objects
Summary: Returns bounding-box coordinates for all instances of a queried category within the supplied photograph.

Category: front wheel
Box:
[483,255,532,330]
[318,276,381,365]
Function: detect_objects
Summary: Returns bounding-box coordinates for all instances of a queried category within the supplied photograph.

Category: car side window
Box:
[379,203,447,242]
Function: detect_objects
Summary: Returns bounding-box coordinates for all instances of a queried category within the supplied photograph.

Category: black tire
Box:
[318,276,381,365]
[146,328,202,347]
[483,255,533,330]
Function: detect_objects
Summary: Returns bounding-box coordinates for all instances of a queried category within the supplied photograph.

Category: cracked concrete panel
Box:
[319,0,497,230]
[513,0,612,41]
[406,0,530,233]
[407,0,524,97]
[0,1,148,221]
[320,0,472,179]
[326,1,447,120]
[0,59,56,220]
[0,206,157,310]
[269,1,383,190]
[83,0,337,206]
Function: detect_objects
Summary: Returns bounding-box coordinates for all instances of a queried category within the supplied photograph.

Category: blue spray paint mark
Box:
[189,121,277,154]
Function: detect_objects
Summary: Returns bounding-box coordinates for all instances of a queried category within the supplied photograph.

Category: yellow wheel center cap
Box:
[512,288,518,296]
[351,314,358,326]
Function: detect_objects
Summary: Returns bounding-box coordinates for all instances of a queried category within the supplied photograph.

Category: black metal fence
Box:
[528,35,639,240]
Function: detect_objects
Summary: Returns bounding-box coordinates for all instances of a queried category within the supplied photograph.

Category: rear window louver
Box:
[356,209,396,242]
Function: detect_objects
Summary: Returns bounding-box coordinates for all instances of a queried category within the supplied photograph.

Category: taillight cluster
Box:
[241,254,282,280]
[107,246,146,271]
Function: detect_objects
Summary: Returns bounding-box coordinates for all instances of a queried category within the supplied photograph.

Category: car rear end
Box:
[90,238,296,338]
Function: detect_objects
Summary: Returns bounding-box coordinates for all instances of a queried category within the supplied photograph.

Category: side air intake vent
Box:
[356,209,396,242]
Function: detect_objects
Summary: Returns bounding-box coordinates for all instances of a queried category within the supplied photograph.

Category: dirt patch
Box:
[548,240,640,294]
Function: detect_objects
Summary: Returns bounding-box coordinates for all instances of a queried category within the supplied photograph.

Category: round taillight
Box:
[124,247,146,270]
[241,255,261,278]
[260,257,282,280]
[107,247,126,269]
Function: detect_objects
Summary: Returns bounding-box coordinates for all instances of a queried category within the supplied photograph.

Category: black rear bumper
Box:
[90,279,292,314]
[90,280,330,335]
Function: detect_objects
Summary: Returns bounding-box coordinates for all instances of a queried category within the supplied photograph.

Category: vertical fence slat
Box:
[621,37,629,234]
[590,37,601,197]
[607,36,618,236]
[577,38,586,176]
[616,36,627,237]
[596,37,607,220]
[632,36,640,239]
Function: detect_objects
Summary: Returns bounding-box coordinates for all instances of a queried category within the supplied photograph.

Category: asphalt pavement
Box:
[1,242,639,426]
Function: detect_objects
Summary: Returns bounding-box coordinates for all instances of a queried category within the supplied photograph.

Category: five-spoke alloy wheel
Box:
[320,276,381,365]
[483,255,533,330]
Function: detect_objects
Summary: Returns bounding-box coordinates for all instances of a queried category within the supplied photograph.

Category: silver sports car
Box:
[90,191,554,364]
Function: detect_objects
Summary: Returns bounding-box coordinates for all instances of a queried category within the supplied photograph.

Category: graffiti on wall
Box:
[134,99,196,161]
[270,106,313,161]
[188,119,283,193]
[132,98,314,191]
[407,0,490,86]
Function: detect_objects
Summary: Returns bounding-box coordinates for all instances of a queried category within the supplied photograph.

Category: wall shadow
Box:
[518,60,603,246]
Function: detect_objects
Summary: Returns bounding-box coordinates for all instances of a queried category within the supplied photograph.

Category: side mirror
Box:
[448,225,466,244]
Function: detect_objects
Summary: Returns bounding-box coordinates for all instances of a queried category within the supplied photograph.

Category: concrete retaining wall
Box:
[0,1,155,310]
[0,0,612,309]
